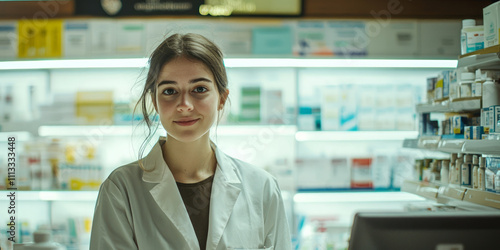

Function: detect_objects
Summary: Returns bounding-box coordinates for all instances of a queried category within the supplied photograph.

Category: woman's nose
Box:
[177,93,193,112]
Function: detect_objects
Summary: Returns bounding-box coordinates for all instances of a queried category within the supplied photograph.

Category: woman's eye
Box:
[193,86,208,93]
[163,88,177,95]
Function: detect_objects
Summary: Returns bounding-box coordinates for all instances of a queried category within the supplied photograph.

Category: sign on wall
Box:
[74,0,302,17]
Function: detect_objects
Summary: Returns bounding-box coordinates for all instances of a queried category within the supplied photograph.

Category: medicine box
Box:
[492,105,499,133]
[351,158,373,189]
[484,1,500,47]
[490,105,500,133]
[485,157,500,193]
[452,115,468,134]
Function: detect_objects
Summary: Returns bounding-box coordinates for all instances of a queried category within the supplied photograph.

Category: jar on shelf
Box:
[459,72,475,99]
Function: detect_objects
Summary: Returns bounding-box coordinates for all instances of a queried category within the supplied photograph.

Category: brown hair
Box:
[134,33,229,169]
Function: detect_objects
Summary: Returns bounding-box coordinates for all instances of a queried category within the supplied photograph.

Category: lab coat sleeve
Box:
[90,178,138,250]
[263,177,292,250]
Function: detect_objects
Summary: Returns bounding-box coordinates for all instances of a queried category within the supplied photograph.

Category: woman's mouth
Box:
[174,118,200,126]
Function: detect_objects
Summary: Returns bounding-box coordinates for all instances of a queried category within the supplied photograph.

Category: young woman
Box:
[90,33,291,250]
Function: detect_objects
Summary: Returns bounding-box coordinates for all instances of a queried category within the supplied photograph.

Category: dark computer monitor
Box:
[348,211,500,250]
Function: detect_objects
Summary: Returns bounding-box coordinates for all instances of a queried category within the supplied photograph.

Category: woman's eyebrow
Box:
[157,77,212,87]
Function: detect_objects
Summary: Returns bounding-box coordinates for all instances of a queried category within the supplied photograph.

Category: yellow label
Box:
[435,79,444,88]
[18,19,62,58]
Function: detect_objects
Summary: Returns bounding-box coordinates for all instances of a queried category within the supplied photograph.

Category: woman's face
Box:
[153,56,224,143]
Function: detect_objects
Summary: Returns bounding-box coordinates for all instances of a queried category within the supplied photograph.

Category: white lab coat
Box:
[90,137,292,250]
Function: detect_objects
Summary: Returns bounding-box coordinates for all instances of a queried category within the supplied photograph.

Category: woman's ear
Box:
[219,89,229,110]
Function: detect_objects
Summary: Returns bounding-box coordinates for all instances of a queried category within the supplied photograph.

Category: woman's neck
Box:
[161,134,216,183]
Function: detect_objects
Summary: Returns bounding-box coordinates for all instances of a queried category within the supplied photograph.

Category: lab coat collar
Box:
[141,137,242,250]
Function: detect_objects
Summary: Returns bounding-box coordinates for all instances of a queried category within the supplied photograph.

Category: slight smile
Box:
[174,118,200,126]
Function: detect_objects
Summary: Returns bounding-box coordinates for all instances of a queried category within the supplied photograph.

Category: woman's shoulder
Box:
[104,160,143,186]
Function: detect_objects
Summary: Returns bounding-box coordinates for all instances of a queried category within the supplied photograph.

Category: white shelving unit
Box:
[416,99,481,113]
[402,45,500,210]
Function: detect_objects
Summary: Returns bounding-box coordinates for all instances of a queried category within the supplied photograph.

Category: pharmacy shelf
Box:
[1,123,297,137]
[402,180,500,210]
[416,99,481,113]
[0,58,458,70]
[295,131,418,142]
[293,191,425,203]
[461,140,500,155]
[457,45,500,71]
[403,136,500,155]
[437,139,465,154]
[0,190,98,201]
[405,137,500,155]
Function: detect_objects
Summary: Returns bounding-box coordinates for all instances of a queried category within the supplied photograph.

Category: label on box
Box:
[0,22,17,58]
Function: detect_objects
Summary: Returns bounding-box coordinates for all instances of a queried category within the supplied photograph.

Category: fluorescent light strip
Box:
[224,58,458,68]
[38,125,136,137]
[38,191,98,201]
[210,125,296,136]
[0,58,457,70]
[0,58,148,70]
[294,192,426,203]
[295,131,418,141]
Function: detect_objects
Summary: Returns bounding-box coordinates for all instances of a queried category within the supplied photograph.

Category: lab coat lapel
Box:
[206,145,242,250]
[142,138,200,250]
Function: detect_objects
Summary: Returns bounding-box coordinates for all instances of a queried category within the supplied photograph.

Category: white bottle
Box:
[472,155,479,189]
[482,77,500,108]
[461,19,475,54]
[461,19,484,54]
[478,157,486,191]
[449,153,458,184]
[440,159,450,184]
[461,154,472,187]
[460,72,475,98]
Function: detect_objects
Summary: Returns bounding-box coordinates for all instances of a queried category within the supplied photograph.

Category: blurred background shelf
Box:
[402,180,500,210]
[0,190,98,201]
[295,131,418,142]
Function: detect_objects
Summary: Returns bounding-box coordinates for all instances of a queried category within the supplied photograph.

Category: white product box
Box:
[64,21,89,57]
[293,21,333,56]
[295,158,350,190]
[89,20,116,56]
[371,154,392,189]
[115,20,146,55]
[326,21,367,56]
[493,105,500,133]
[212,23,252,55]
[484,1,500,47]
[321,86,341,130]
[261,90,284,124]
[0,21,17,59]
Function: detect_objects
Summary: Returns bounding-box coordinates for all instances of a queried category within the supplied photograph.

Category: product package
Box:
[485,157,500,193]
[483,1,500,47]
[351,158,373,189]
